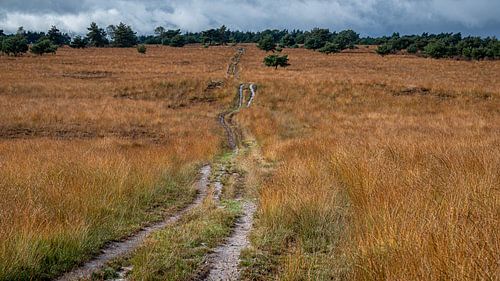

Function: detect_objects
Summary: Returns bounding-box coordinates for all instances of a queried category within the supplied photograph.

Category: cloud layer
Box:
[1,0,499,36]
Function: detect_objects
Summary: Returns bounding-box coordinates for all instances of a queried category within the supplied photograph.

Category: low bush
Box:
[30,38,58,55]
[1,35,29,56]
[137,44,147,54]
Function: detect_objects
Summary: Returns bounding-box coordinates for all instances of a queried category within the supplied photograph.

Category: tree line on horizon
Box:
[1,23,499,60]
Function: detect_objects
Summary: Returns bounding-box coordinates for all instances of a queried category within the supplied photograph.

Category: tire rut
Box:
[58,47,258,281]
[202,48,258,281]
[226,48,245,78]
[55,165,212,281]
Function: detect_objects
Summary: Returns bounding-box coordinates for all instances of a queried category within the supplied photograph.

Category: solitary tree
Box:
[108,23,137,47]
[30,38,58,55]
[1,34,29,56]
[264,54,290,69]
[257,35,276,52]
[86,22,108,47]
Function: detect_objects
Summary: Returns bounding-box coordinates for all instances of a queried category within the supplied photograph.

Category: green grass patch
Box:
[130,200,242,281]
[0,167,198,281]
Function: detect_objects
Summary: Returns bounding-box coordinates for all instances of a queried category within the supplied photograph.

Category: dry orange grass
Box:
[1,44,499,280]
[0,45,237,279]
[0,45,236,140]
[238,46,499,280]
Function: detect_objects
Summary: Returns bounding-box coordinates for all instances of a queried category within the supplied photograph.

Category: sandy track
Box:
[205,86,257,280]
[203,48,258,281]
[58,47,257,281]
[218,84,244,151]
[226,48,245,78]
[205,201,257,281]
[55,165,212,281]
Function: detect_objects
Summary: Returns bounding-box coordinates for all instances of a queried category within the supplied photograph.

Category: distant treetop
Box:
[1,24,498,60]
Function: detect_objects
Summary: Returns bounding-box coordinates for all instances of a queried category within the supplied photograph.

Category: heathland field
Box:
[0,45,498,280]
[0,46,232,280]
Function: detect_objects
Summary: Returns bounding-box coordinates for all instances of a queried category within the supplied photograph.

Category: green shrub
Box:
[280,34,295,47]
[264,54,290,69]
[137,44,147,54]
[333,29,359,49]
[376,44,394,56]
[69,36,87,49]
[424,40,448,58]
[304,28,331,50]
[319,42,340,55]
[30,38,58,55]
[407,44,418,54]
[471,48,486,60]
[462,47,472,59]
[257,35,276,52]
[1,35,29,56]
[169,35,185,47]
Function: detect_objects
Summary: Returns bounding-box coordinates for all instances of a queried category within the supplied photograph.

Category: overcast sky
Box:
[0,0,499,36]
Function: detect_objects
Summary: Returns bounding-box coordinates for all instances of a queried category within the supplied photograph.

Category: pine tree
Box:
[264,54,290,69]
[47,26,70,46]
[70,36,88,48]
[108,23,137,47]
[86,22,108,47]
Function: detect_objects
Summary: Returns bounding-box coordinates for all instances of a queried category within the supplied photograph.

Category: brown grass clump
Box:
[0,45,235,279]
[238,46,499,280]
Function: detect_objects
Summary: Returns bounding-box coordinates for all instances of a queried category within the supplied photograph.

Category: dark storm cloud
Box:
[0,0,87,14]
[0,0,499,36]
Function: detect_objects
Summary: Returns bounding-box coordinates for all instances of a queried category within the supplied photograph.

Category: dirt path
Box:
[202,49,258,281]
[205,200,257,281]
[226,48,245,78]
[58,48,258,281]
[55,165,212,281]
[218,84,244,151]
